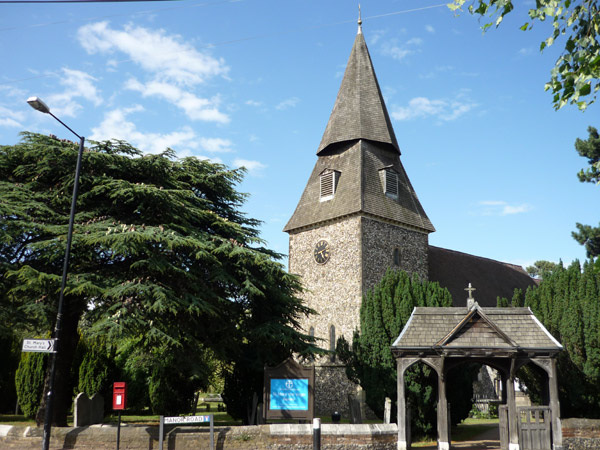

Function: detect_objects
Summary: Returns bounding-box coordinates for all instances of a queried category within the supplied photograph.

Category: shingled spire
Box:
[284,24,433,234]
[317,24,399,155]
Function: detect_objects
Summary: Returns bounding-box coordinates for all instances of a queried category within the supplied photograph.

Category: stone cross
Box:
[465,283,476,299]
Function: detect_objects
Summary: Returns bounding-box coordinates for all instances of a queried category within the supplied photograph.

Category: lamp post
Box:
[27,97,85,450]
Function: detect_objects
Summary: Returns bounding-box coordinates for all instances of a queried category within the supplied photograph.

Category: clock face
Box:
[314,239,331,264]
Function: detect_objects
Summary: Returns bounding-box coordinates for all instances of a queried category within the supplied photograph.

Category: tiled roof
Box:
[428,246,537,307]
[283,140,434,233]
[317,30,399,155]
[392,307,562,353]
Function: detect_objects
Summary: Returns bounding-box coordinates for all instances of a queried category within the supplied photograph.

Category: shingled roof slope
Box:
[317,30,399,155]
[283,140,434,233]
[392,307,562,352]
[428,246,536,307]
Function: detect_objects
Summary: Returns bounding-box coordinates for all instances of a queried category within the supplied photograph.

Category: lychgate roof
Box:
[317,30,399,155]
[392,306,562,357]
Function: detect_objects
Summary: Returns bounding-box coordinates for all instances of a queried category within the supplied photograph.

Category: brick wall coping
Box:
[562,418,600,431]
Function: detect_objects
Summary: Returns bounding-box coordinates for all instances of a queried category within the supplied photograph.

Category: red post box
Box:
[112,382,127,410]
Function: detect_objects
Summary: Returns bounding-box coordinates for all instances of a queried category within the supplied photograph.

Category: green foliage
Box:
[450,0,600,110]
[0,132,316,424]
[572,126,600,258]
[15,351,47,418]
[526,260,559,279]
[148,353,197,416]
[77,335,117,415]
[338,269,474,438]
[501,260,600,417]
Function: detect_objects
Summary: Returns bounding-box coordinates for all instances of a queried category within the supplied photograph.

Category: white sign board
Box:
[164,415,210,424]
[22,339,56,353]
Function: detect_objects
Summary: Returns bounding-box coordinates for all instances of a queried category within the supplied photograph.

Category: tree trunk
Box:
[36,297,83,427]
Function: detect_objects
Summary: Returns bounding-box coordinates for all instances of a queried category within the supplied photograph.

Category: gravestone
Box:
[384,397,392,424]
[74,392,104,427]
[348,394,362,424]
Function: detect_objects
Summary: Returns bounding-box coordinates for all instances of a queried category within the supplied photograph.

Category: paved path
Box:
[416,424,500,449]
[450,425,500,449]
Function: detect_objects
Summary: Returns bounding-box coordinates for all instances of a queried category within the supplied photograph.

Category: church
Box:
[283,19,536,415]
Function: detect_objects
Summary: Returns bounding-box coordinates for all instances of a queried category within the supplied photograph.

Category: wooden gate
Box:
[517,406,552,450]
[499,405,509,450]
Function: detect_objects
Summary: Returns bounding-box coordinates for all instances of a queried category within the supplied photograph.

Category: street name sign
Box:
[22,339,56,353]
[164,415,210,424]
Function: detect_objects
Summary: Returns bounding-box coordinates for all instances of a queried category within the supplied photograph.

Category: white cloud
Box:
[77,21,228,86]
[0,105,24,128]
[47,68,103,117]
[425,25,435,33]
[125,78,229,123]
[90,106,198,155]
[518,47,533,56]
[380,37,422,61]
[420,65,454,79]
[478,200,533,216]
[233,158,266,176]
[369,30,386,45]
[199,137,232,153]
[391,95,478,122]
[245,100,263,107]
[276,97,300,110]
[195,155,223,164]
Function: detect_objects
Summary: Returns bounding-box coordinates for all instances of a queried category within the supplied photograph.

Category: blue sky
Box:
[0,0,597,270]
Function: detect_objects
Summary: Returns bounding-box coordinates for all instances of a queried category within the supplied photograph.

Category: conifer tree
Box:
[0,133,316,424]
[572,126,600,260]
[500,260,600,417]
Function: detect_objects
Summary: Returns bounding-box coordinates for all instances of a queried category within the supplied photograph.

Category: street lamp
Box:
[27,97,85,450]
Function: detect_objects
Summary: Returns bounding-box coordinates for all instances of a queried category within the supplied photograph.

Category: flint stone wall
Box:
[361,216,428,290]
[289,216,362,345]
[0,423,398,449]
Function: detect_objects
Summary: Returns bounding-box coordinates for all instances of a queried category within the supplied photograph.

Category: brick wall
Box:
[562,418,600,450]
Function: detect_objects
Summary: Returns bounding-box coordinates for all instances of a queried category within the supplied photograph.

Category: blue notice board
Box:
[269,378,309,411]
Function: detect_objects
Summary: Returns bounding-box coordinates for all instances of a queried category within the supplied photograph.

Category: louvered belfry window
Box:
[384,168,399,198]
[320,169,338,201]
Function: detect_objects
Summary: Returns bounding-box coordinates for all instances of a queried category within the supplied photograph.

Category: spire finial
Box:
[357,4,362,34]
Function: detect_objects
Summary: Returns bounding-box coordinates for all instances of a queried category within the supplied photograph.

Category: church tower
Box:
[284,21,434,414]
[284,22,435,351]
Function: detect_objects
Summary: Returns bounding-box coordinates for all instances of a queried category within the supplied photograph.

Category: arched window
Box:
[309,326,315,337]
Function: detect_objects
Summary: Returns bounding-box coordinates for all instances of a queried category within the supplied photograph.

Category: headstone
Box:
[74,393,91,427]
[348,394,362,424]
[383,397,392,424]
[90,394,104,424]
[74,392,104,427]
[256,403,264,424]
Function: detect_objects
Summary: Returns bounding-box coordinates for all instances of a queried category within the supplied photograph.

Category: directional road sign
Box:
[22,339,56,353]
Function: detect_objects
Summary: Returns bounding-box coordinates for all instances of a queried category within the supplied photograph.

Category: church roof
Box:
[317,29,399,155]
[428,246,537,307]
[392,306,562,356]
[283,140,434,233]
